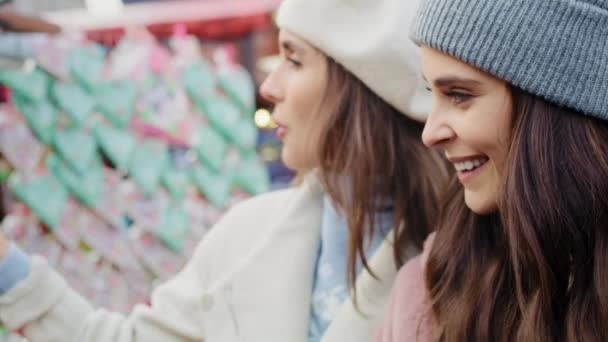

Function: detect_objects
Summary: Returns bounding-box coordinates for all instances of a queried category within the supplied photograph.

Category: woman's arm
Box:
[0,184,289,341]
[0,240,31,295]
[0,231,209,342]
[0,254,208,342]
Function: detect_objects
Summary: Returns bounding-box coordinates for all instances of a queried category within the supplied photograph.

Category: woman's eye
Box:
[285,56,302,68]
[446,91,472,105]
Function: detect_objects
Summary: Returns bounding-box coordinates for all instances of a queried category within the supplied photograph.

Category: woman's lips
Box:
[276,125,288,140]
[447,155,490,184]
[456,160,488,183]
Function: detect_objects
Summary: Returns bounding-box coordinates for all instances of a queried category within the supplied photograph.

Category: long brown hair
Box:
[426,87,608,342]
[315,58,449,289]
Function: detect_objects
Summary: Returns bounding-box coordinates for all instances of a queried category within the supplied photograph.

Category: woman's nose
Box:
[421,110,456,148]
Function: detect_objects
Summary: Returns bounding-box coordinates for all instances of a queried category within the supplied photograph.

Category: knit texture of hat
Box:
[276,0,431,122]
[411,0,608,120]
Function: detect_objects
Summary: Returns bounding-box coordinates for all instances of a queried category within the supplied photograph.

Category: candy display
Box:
[0,112,45,173]
[0,28,271,331]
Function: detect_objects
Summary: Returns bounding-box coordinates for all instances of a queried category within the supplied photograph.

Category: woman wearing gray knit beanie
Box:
[0,0,449,341]
[377,0,608,341]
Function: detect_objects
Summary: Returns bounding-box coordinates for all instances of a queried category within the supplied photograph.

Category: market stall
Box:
[0,18,284,337]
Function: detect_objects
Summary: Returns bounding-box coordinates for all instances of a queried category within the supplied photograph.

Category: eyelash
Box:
[285,56,302,68]
[446,91,472,105]
[425,87,473,105]
[425,86,473,105]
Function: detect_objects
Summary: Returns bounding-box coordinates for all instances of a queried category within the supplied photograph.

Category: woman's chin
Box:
[281,148,299,171]
[281,147,316,173]
[464,189,498,215]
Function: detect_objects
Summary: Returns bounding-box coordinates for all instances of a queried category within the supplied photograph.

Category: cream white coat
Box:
[0,177,417,342]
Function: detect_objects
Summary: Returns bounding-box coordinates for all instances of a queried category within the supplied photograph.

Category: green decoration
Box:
[8,173,69,229]
[233,157,270,195]
[157,204,189,252]
[48,154,103,208]
[94,125,136,171]
[182,61,216,103]
[217,66,255,114]
[53,129,98,175]
[0,67,50,102]
[230,119,258,152]
[69,44,106,92]
[95,81,136,127]
[52,82,96,125]
[129,140,169,196]
[13,94,58,144]
[195,125,227,171]
[198,96,241,139]
[0,166,12,183]
[191,165,232,208]
[162,165,190,200]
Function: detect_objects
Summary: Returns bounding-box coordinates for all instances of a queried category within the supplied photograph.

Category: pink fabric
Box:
[374,235,436,342]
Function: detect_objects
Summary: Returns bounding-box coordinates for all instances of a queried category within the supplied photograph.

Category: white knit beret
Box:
[276,0,431,122]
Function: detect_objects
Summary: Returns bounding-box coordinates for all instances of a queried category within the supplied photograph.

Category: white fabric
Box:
[276,0,431,122]
[0,175,418,342]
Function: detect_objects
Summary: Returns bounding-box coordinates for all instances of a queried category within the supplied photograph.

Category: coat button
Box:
[201,293,214,312]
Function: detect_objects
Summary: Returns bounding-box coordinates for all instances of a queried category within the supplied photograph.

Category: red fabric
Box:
[0,85,8,103]
[13,327,25,336]
[86,14,272,46]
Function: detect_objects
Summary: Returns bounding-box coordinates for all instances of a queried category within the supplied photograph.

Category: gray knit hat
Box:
[411,0,608,120]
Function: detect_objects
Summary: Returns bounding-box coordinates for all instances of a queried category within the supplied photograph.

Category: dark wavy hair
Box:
[315,58,449,290]
[426,87,608,342]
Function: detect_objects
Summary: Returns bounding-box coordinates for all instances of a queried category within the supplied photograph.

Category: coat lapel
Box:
[226,176,324,342]
[322,233,419,342]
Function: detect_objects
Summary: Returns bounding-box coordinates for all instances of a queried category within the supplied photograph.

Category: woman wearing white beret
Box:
[0,0,447,341]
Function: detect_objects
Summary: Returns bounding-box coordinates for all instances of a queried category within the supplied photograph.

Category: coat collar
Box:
[323,232,418,342]
[225,175,416,342]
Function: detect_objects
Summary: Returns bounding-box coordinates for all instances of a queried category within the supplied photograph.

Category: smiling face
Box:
[259,29,329,172]
[420,47,513,214]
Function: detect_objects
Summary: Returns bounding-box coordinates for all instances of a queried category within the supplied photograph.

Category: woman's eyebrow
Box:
[280,40,304,55]
[433,76,482,87]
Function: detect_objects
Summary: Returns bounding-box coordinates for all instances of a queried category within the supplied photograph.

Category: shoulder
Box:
[377,233,435,342]
[395,232,434,287]
[393,232,435,304]
[219,186,298,224]
[188,181,322,269]
[216,173,323,230]
[195,187,300,249]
